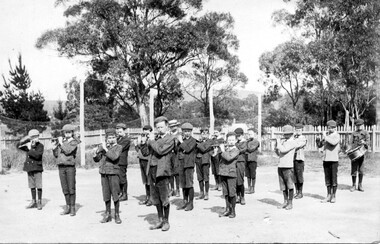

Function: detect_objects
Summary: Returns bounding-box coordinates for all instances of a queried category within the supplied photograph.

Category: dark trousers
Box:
[293,160,304,184]
[323,161,338,187]
[351,156,364,176]
[101,174,120,202]
[119,165,128,185]
[59,165,76,195]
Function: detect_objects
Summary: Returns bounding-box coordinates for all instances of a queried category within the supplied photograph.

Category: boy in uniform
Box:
[275,125,302,210]
[211,127,224,191]
[146,116,175,231]
[177,122,198,211]
[316,120,340,203]
[293,123,307,199]
[18,129,44,210]
[234,128,247,205]
[53,124,80,216]
[168,119,181,197]
[245,128,260,194]
[116,123,131,201]
[219,132,240,218]
[195,128,213,200]
[349,118,369,192]
[135,125,153,206]
[93,128,123,224]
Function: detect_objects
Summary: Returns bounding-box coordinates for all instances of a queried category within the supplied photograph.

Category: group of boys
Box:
[18,116,369,232]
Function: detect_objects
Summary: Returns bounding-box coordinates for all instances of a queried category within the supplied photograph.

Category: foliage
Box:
[0,54,50,135]
[36,0,205,126]
[53,100,68,120]
[181,12,247,116]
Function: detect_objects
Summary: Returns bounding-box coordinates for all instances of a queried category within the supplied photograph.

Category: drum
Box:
[347,145,366,161]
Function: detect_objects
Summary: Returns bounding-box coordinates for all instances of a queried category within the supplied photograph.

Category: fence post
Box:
[0,126,2,173]
[372,125,376,153]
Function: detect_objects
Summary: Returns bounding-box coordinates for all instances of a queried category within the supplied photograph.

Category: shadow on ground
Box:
[303,193,325,200]
[203,206,225,216]
[59,203,83,215]
[138,213,158,225]
[338,184,353,191]
[257,198,282,208]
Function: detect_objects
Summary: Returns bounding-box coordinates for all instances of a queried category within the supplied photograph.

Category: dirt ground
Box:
[0,165,379,243]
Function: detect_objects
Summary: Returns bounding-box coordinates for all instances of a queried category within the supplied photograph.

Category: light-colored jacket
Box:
[294,135,307,161]
[276,138,299,168]
[317,131,340,162]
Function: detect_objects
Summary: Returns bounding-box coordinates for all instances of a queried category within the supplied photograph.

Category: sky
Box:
[0,0,294,100]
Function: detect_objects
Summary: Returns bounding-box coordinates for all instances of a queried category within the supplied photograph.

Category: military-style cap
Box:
[116,123,127,129]
[168,119,180,127]
[226,131,237,137]
[234,128,244,135]
[28,129,39,137]
[181,122,193,130]
[142,125,153,132]
[62,124,76,131]
[212,138,225,147]
[154,116,168,124]
[355,119,364,126]
[282,125,294,134]
[106,128,116,136]
[326,120,337,127]
[295,123,303,129]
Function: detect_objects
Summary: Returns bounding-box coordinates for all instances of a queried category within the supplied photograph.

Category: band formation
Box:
[17,117,369,231]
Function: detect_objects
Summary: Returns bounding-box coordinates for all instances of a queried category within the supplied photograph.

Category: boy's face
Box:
[156,121,168,135]
[213,131,220,137]
[116,128,125,137]
[248,130,255,139]
[356,125,363,131]
[295,128,302,135]
[31,135,39,143]
[170,126,178,133]
[183,129,192,138]
[201,132,209,140]
[328,126,336,133]
[284,133,292,139]
[227,135,236,146]
[64,131,73,138]
[107,135,117,144]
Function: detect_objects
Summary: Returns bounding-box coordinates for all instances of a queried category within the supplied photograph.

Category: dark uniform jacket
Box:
[53,138,79,166]
[196,139,213,165]
[179,137,198,168]
[94,144,123,175]
[147,133,175,177]
[236,140,248,162]
[19,142,44,172]
[352,129,369,149]
[117,135,131,166]
[170,133,180,175]
[136,143,150,162]
[246,138,260,162]
[219,147,240,177]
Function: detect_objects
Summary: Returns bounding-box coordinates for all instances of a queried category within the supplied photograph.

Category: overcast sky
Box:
[0,0,294,100]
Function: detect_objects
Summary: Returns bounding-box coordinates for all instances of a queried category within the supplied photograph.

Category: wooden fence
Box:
[1,125,380,152]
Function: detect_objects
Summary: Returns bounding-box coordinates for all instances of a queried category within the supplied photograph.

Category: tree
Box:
[0,54,50,134]
[53,100,68,120]
[36,0,204,126]
[272,0,380,126]
[180,12,248,116]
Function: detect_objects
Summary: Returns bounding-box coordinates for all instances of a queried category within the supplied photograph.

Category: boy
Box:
[177,122,198,211]
[275,125,301,210]
[316,120,340,203]
[135,125,153,206]
[211,127,224,190]
[245,128,260,194]
[195,128,213,200]
[219,132,240,218]
[93,128,123,224]
[293,123,307,199]
[53,124,80,216]
[18,129,44,210]
[146,116,175,231]
[168,119,181,197]
[234,128,247,205]
[349,118,369,192]
[116,123,131,201]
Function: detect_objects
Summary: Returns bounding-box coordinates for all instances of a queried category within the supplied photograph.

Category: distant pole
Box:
[257,93,262,152]
[80,80,85,166]
[209,88,215,134]
[149,88,157,130]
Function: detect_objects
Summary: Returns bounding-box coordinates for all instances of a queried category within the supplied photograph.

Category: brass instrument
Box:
[18,135,31,149]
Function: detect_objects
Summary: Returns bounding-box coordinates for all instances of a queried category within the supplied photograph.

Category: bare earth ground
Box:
[0,165,379,243]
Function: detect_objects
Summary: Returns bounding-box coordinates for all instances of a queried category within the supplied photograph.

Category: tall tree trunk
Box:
[138,102,148,127]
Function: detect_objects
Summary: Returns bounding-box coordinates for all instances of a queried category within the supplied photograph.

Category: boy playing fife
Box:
[177,122,198,211]
[18,129,44,210]
[146,116,175,231]
[246,128,260,194]
[135,125,153,206]
[93,128,123,224]
[293,124,307,199]
[219,132,240,218]
[275,125,303,210]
